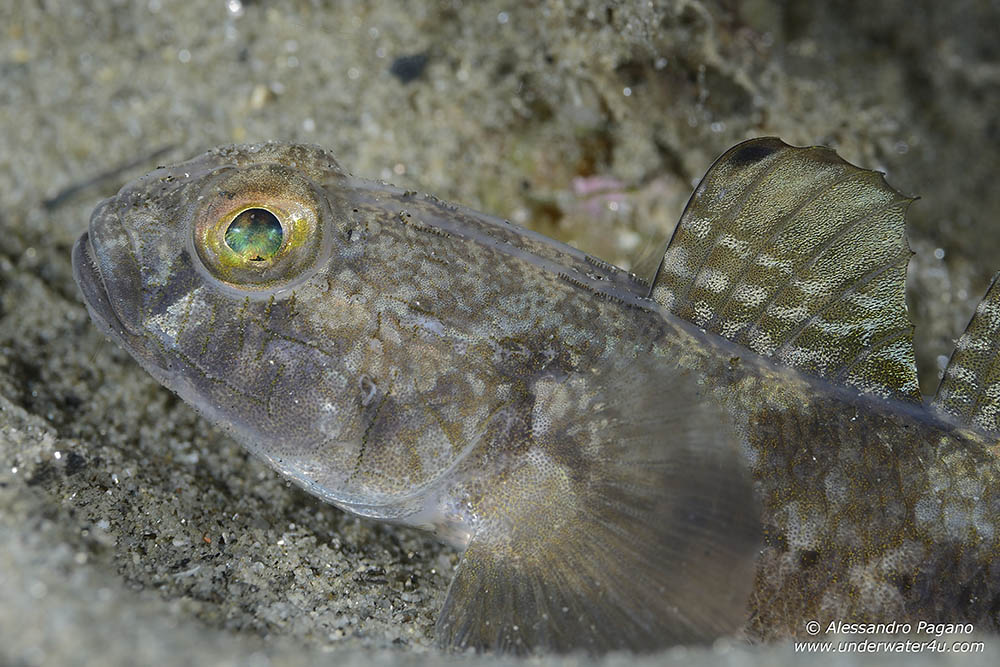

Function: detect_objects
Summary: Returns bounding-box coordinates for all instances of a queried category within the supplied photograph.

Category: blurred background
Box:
[2,1,999,665]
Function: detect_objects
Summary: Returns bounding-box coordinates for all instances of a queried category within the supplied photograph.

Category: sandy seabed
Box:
[2,1,999,665]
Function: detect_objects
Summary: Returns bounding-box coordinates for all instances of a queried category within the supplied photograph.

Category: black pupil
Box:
[224,208,283,261]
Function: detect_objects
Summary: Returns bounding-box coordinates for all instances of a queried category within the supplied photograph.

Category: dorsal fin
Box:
[651,137,921,402]
[932,273,1000,436]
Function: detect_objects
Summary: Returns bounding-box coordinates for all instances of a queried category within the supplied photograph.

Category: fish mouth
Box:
[72,202,170,375]
[73,230,131,344]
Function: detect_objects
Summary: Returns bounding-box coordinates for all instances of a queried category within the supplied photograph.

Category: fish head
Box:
[72,143,468,513]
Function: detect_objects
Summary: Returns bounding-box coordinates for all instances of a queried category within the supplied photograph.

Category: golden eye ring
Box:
[190,163,332,294]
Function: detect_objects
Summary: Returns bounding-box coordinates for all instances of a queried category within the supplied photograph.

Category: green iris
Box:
[224,208,283,262]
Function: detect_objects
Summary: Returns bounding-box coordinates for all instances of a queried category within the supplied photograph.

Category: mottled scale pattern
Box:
[933,272,1000,434]
[652,138,920,401]
[73,142,762,654]
[733,379,1000,641]
[74,140,1000,656]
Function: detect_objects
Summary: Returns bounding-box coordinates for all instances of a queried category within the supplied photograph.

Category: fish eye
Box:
[224,208,284,262]
[190,163,332,293]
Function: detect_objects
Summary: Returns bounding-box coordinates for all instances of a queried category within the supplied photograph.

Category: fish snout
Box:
[73,203,172,375]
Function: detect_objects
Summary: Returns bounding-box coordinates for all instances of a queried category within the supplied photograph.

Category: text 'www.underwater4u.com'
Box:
[794,620,985,654]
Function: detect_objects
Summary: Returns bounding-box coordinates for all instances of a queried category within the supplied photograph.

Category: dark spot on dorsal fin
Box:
[727,138,782,166]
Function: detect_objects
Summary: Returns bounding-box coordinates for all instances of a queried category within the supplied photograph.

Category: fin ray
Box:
[670,142,801,308]
[740,195,907,339]
[652,138,920,401]
[708,170,861,329]
[773,248,909,359]
[932,273,1000,435]
[434,362,759,654]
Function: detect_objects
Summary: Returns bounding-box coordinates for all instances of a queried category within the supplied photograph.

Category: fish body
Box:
[73,139,1000,653]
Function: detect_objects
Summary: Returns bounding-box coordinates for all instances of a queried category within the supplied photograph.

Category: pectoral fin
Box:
[434,364,759,654]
